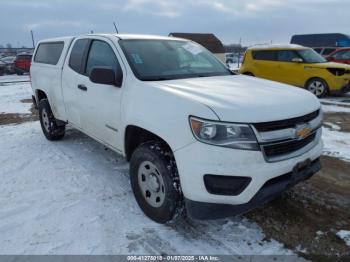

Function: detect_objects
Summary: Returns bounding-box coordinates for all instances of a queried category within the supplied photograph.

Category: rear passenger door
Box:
[62,37,124,151]
[275,50,305,86]
[251,50,278,81]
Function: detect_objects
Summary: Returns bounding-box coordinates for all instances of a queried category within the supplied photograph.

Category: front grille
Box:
[263,133,316,158]
[254,110,320,132]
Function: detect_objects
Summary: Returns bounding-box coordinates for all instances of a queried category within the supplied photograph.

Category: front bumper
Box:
[185,158,321,220]
[330,82,350,95]
[174,138,323,206]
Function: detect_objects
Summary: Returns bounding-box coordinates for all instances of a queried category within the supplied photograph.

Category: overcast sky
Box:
[0,0,348,47]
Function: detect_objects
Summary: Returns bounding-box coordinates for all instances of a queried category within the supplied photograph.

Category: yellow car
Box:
[240,45,350,97]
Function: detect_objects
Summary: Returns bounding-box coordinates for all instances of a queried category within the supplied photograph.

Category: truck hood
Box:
[152,75,321,123]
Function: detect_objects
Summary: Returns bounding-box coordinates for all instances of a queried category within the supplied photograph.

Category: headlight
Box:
[189,117,259,150]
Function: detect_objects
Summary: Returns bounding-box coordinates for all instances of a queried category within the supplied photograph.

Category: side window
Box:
[85,40,121,76]
[333,50,350,60]
[252,50,277,61]
[277,50,300,62]
[314,48,322,54]
[34,42,64,65]
[322,48,336,55]
[69,39,89,73]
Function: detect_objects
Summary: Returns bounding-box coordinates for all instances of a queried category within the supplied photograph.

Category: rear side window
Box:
[322,48,336,55]
[17,55,32,60]
[69,39,90,73]
[34,42,64,65]
[252,50,277,61]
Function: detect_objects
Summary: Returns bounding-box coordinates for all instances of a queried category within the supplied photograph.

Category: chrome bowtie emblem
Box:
[295,124,312,140]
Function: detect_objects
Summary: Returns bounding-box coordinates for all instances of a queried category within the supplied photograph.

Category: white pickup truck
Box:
[30,34,323,223]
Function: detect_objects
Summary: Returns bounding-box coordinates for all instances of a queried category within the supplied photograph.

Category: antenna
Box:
[113,22,119,34]
[30,30,35,48]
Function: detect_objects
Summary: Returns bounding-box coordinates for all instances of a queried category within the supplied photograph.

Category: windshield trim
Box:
[118,39,233,81]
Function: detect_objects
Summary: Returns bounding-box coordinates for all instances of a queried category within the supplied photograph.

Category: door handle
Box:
[77,84,87,91]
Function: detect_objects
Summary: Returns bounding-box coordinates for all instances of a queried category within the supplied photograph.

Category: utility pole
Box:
[113,22,119,34]
[30,30,35,48]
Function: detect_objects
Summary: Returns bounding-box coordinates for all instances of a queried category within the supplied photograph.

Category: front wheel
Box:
[130,142,183,224]
[243,72,254,77]
[38,99,65,141]
[306,78,328,98]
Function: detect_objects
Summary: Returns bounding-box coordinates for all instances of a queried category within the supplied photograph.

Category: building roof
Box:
[168,33,225,53]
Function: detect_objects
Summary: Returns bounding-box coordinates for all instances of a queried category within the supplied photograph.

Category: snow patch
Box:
[0,75,30,83]
[0,122,296,256]
[321,104,350,114]
[336,230,350,247]
[0,82,32,114]
[322,127,350,162]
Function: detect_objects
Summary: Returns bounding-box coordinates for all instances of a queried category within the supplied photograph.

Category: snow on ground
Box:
[0,76,349,257]
[0,74,29,83]
[0,122,296,256]
[0,81,32,114]
[322,127,350,162]
[321,104,350,114]
[336,231,350,247]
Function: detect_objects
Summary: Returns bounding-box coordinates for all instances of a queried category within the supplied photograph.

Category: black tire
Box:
[38,99,65,141]
[305,78,328,98]
[243,72,254,77]
[130,142,184,224]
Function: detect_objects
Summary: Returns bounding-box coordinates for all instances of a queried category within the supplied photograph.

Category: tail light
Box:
[242,52,247,65]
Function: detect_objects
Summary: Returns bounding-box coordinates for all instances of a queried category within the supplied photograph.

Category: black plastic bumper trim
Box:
[185,158,321,220]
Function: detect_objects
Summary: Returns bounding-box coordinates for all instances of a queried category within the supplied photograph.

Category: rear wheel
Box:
[130,142,183,224]
[306,78,328,98]
[38,99,65,141]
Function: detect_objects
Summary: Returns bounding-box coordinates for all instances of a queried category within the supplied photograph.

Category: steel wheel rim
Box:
[138,161,165,208]
[309,81,325,96]
[42,108,50,132]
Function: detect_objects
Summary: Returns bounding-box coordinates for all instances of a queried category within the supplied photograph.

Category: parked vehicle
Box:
[313,47,342,57]
[14,53,32,75]
[226,53,242,64]
[326,48,350,64]
[0,56,16,74]
[291,33,350,48]
[0,61,5,76]
[240,44,350,97]
[31,34,323,223]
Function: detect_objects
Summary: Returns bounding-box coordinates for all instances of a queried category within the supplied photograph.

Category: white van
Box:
[30,34,323,223]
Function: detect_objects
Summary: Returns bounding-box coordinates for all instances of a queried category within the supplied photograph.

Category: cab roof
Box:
[37,34,188,45]
[91,33,186,41]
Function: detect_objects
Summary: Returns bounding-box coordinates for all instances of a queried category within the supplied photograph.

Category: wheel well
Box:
[36,89,47,102]
[125,126,171,161]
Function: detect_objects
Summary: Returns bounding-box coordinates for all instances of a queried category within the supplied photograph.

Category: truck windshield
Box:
[297,49,327,64]
[119,39,232,81]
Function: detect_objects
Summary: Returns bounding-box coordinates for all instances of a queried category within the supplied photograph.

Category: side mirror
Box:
[291,58,303,63]
[89,67,123,87]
